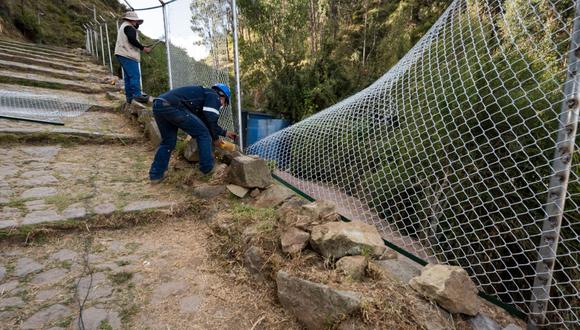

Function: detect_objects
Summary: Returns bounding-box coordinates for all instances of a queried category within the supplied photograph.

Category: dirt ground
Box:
[0,205,300,330]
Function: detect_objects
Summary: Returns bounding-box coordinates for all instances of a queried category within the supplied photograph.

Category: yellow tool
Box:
[217,139,236,151]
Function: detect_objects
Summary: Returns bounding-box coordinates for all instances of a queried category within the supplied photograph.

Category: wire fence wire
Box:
[166,0,235,133]
[0,91,91,124]
[248,0,579,327]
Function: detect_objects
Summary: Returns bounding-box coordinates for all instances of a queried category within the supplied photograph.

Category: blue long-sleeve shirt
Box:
[157,86,227,140]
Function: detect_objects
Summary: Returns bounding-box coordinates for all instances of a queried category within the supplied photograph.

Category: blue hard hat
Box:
[212,83,231,104]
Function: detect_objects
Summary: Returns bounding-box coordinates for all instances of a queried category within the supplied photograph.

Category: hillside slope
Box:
[0,0,125,47]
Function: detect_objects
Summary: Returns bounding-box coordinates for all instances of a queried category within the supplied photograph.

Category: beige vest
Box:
[114,21,141,62]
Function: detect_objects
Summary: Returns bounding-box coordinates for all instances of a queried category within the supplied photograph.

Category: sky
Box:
[117,0,208,60]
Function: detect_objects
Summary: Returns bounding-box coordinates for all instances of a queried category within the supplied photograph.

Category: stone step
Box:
[0,59,94,82]
[0,83,119,109]
[0,42,88,64]
[0,70,114,94]
[0,52,93,74]
[0,47,103,73]
[0,110,136,142]
[0,39,81,58]
[0,143,181,231]
[0,127,142,145]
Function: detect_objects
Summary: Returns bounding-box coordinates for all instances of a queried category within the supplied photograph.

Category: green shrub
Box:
[14,11,41,41]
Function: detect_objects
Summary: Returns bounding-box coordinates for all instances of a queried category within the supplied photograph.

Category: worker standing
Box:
[114,11,150,104]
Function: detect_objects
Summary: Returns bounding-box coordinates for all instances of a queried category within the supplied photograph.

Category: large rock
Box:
[183,139,200,162]
[280,227,310,254]
[310,221,386,259]
[216,149,243,165]
[336,256,367,281]
[280,199,338,230]
[254,184,294,207]
[227,155,272,188]
[145,118,161,146]
[244,246,268,280]
[193,184,226,199]
[302,200,336,220]
[277,197,309,220]
[409,264,480,316]
[128,100,146,115]
[468,313,501,330]
[276,271,361,329]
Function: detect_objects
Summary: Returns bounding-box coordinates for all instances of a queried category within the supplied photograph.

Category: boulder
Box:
[302,200,336,220]
[281,200,339,231]
[250,188,261,198]
[216,149,243,165]
[209,164,229,184]
[137,106,151,124]
[276,271,361,329]
[280,227,310,254]
[336,256,367,281]
[409,264,480,316]
[227,155,272,188]
[193,184,226,199]
[468,313,501,330]
[145,118,161,146]
[128,100,146,115]
[183,139,200,162]
[244,246,267,280]
[277,197,309,221]
[227,184,249,198]
[254,184,294,208]
[310,221,386,259]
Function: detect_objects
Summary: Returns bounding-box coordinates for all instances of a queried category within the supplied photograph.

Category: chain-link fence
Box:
[248,0,579,328]
[164,0,235,133]
[0,91,91,124]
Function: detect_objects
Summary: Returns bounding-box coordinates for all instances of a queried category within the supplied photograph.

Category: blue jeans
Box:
[149,101,214,180]
[116,55,142,103]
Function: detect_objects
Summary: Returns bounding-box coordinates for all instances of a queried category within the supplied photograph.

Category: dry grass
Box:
[204,197,526,330]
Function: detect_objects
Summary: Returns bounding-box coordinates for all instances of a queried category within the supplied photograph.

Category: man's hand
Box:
[213,140,222,148]
[143,47,152,54]
[226,131,237,140]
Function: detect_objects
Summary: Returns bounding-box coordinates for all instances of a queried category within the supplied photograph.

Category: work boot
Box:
[133,95,150,104]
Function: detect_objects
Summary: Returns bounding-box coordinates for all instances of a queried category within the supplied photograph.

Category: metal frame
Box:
[99,22,106,66]
[231,0,243,150]
[528,1,580,328]
[161,1,173,89]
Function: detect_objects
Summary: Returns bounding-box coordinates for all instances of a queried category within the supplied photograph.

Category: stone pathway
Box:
[0,144,181,229]
[0,220,297,329]
[0,39,179,231]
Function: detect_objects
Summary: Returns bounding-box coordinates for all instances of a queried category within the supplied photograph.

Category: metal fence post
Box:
[162,2,173,89]
[528,2,580,328]
[87,26,92,55]
[99,23,106,66]
[90,26,96,58]
[103,20,113,73]
[84,25,90,53]
[231,0,243,150]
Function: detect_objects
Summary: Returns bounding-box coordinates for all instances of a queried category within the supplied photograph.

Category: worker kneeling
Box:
[148,84,237,184]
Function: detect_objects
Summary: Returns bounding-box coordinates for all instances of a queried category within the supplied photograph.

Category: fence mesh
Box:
[248,0,579,327]
[0,91,91,124]
[166,0,235,132]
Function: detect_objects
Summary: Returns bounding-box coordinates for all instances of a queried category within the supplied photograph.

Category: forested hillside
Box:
[237,0,452,121]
